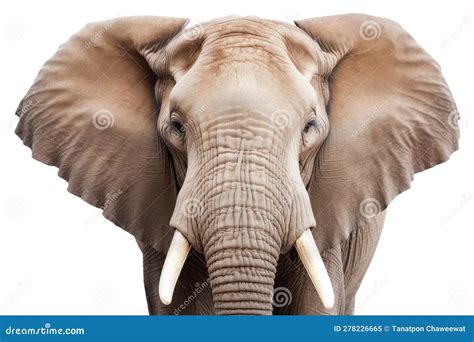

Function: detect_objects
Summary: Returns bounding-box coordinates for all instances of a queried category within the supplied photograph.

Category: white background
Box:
[0,0,472,315]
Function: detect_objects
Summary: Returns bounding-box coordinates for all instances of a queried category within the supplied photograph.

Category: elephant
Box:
[15,14,459,315]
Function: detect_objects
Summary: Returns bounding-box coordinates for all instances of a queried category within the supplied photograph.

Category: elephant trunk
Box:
[205,235,279,315]
[204,226,279,315]
[163,145,334,313]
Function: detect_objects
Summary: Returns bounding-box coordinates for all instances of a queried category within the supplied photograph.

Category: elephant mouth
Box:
[159,229,334,313]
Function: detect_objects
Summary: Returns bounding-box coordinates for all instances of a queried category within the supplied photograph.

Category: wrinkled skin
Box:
[142,211,384,315]
[157,19,330,315]
[15,15,459,315]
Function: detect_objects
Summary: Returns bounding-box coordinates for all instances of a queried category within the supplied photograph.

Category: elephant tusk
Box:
[159,230,191,305]
[295,229,335,310]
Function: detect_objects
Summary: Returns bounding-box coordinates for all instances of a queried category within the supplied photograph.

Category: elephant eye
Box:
[170,118,185,138]
[303,118,317,134]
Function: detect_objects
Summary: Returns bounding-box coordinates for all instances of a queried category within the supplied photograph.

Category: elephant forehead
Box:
[171,70,303,121]
[167,18,318,117]
[170,61,315,122]
[202,17,288,44]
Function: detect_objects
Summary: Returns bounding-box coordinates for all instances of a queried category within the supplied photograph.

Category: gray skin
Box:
[154,19,335,315]
[15,14,458,315]
[141,211,384,315]
[140,18,386,315]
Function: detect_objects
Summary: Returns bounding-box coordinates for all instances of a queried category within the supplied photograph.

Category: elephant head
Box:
[15,14,459,315]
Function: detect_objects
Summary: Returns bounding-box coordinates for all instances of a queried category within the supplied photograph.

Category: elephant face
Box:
[15,15,459,315]
[156,19,333,314]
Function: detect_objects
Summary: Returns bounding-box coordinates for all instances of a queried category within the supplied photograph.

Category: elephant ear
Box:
[15,16,189,252]
[295,14,459,251]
